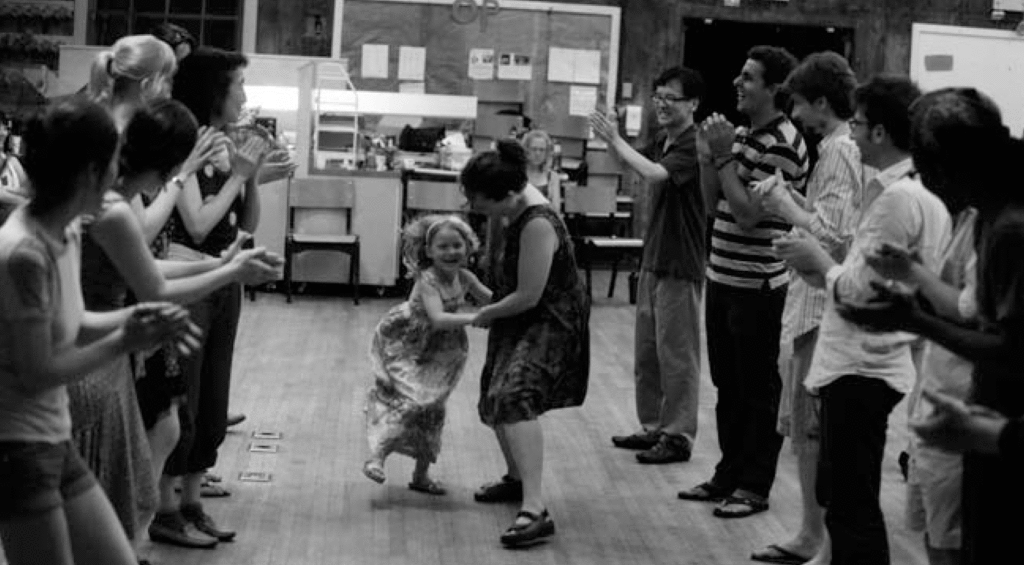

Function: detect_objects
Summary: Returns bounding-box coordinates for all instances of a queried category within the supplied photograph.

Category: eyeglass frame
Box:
[651,93,693,105]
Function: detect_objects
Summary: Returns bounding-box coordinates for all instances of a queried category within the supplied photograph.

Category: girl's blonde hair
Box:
[401,214,479,278]
[89,34,177,103]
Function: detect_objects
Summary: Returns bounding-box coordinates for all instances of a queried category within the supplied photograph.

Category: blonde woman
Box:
[522,129,562,212]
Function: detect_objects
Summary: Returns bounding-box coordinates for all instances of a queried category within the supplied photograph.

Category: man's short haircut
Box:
[784,51,857,120]
[854,75,922,152]
[747,45,799,110]
[653,66,706,101]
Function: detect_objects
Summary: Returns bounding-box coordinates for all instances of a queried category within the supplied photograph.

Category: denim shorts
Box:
[0,440,97,521]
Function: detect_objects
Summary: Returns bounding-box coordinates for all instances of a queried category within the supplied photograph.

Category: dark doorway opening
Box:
[683,18,855,126]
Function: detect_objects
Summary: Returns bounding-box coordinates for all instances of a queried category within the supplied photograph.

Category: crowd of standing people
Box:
[0,23,1022,565]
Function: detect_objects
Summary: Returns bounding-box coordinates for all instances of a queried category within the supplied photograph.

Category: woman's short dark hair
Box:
[854,75,922,152]
[747,45,799,110]
[151,22,196,53]
[172,47,247,126]
[460,139,528,201]
[785,51,857,120]
[21,99,118,214]
[121,99,199,181]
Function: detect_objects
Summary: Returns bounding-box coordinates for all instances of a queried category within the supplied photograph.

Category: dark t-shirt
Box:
[639,125,705,280]
[169,167,243,257]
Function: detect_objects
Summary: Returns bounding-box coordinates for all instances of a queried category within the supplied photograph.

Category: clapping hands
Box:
[700,113,737,157]
[911,389,1008,454]
[123,302,203,357]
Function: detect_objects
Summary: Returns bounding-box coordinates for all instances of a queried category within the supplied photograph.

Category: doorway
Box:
[683,18,855,126]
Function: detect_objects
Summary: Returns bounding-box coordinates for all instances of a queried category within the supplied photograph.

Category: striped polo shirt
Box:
[707,115,809,289]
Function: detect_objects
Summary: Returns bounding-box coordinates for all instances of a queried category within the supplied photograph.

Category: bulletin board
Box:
[338,0,619,132]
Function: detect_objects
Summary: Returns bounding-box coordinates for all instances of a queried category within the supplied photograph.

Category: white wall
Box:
[911,23,1024,136]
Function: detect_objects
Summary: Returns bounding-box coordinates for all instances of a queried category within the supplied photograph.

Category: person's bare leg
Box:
[495,426,520,480]
[64,485,138,565]
[0,508,75,565]
[754,442,826,561]
[180,472,204,508]
[503,419,544,519]
[144,405,180,530]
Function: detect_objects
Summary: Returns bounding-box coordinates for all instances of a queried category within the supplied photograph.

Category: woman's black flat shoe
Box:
[473,475,523,503]
[500,509,555,547]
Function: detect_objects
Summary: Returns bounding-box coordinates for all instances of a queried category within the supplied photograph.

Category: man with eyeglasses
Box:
[589,67,706,465]
[774,76,952,565]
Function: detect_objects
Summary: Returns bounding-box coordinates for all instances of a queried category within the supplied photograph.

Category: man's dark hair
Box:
[747,45,799,110]
[653,66,706,101]
[854,75,922,152]
[460,139,528,201]
[171,47,248,126]
[784,51,857,119]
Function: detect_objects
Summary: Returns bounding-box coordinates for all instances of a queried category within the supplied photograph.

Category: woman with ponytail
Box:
[460,139,591,548]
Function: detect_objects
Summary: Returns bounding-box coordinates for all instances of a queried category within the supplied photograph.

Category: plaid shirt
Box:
[781,123,864,345]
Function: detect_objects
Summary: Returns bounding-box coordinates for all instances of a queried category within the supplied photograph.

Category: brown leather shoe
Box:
[182,503,236,542]
[611,430,660,450]
[636,435,691,464]
[149,511,218,549]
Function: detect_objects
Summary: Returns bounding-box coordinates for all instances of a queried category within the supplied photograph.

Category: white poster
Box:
[574,49,602,84]
[548,47,576,83]
[468,48,495,80]
[361,44,389,79]
[497,53,532,81]
[398,46,426,81]
[547,47,602,84]
[569,85,598,116]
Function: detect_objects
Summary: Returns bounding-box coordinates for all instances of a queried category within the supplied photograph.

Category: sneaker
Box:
[148,511,218,549]
[611,430,660,450]
[181,503,236,542]
[636,435,691,464]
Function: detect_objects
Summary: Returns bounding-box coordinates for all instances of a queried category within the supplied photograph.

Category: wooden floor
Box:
[140,271,928,565]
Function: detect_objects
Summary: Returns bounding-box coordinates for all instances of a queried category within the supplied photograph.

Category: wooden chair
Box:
[563,183,643,303]
[284,177,360,304]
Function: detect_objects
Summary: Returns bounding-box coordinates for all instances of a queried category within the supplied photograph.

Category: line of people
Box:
[0,32,286,565]
[594,44,1023,565]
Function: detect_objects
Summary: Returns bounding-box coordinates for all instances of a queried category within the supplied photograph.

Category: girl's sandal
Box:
[363,462,386,484]
[408,479,447,495]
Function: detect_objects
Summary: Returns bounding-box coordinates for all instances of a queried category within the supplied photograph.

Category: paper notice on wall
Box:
[548,47,576,83]
[398,46,426,81]
[361,44,389,79]
[575,50,601,84]
[497,53,532,81]
[569,85,598,117]
[548,47,602,84]
[468,48,495,80]
[625,105,643,136]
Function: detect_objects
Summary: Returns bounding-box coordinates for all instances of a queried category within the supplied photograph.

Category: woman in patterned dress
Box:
[363,214,492,494]
[460,140,591,548]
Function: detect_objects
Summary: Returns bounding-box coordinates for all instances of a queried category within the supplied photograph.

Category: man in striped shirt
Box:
[677,45,808,519]
[749,52,863,564]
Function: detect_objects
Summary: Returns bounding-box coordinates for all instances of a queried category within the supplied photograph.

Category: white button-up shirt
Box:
[804,158,952,394]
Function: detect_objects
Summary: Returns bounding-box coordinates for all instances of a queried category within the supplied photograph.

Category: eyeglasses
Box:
[651,93,689,104]
[848,118,869,128]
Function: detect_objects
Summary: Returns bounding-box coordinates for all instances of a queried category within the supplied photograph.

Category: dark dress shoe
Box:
[636,435,691,464]
[226,413,246,427]
[500,509,555,547]
[182,503,236,542]
[149,511,218,549]
[474,475,523,503]
[611,431,660,450]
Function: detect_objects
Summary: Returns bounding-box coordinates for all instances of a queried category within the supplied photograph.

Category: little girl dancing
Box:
[363,214,492,495]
